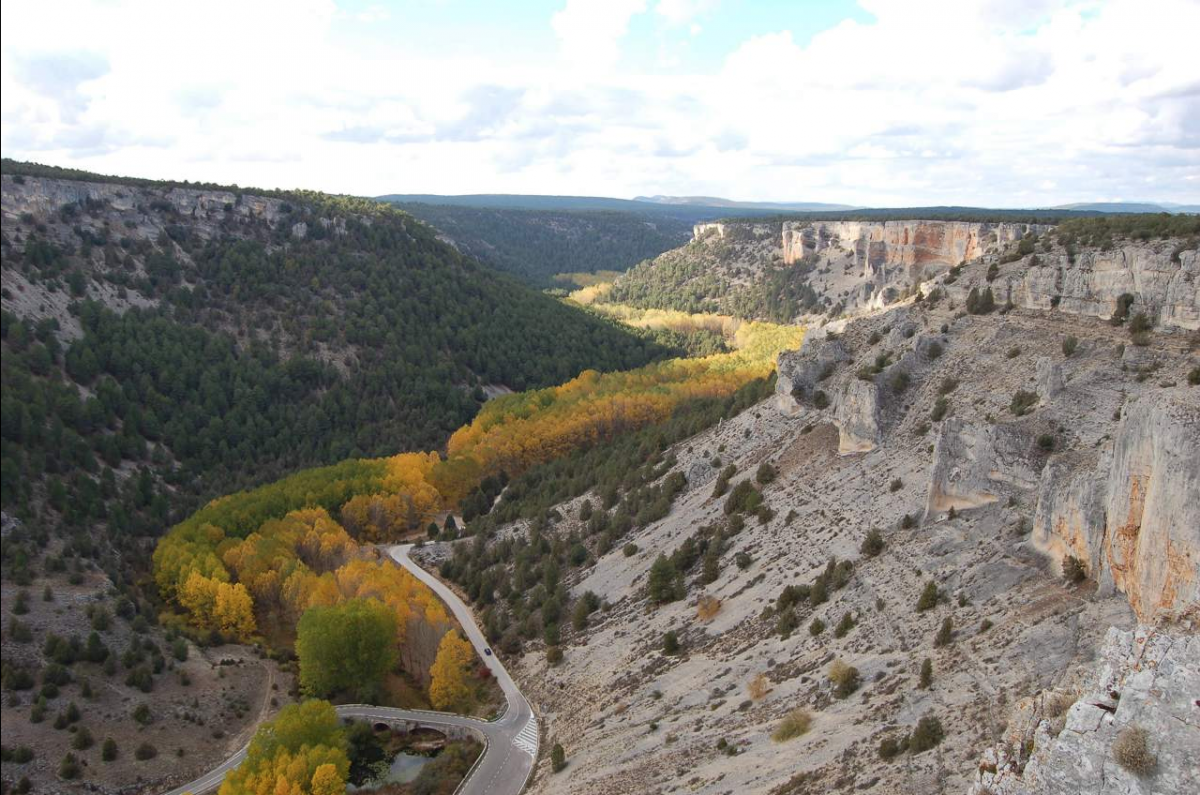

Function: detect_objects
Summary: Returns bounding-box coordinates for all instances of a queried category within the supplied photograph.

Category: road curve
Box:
[162,543,537,795]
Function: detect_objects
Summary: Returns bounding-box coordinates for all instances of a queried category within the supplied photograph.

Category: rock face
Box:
[778,219,1045,275]
[1033,388,1200,623]
[1101,389,1200,622]
[1032,450,1109,578]
[1035,357,1065,399]
[1015,245,1200,330]
[774,335,849,412]
[924,419,1041,519]
[971,626,1200,795]
[834,377,881,453]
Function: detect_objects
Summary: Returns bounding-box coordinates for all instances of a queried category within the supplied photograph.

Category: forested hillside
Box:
[389,203,692,286]
[0,161,667,576]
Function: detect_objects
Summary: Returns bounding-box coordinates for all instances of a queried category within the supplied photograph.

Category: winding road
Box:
[164,544,537,795]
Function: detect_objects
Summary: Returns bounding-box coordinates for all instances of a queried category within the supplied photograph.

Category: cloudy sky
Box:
[2,0,1198,206]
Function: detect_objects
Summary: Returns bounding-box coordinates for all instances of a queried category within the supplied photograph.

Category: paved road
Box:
[162,544,537,795]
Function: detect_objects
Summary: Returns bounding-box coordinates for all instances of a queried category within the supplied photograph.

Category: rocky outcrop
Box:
[924,419,1041,520]
[1101,388,1200,622]
[1032,450,1109,577]
[774,336,850,412]
[834,377,881,454]
[1015,245,1200,330]
[1028,388,1198,624]
[971,626,1199,795]
[1035,357,1065,400]
[779,220,1047,277]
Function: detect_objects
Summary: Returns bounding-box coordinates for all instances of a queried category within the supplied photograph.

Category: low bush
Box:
[771,708,813,742]
[1062,555,1087,584]
[1010,390,1038,416]
[1112,725,1156,776]
[916,581,940,612]
[933,617,954,647]
[829,660,861,699]
[909,715,945,753]
[860,527,884,557]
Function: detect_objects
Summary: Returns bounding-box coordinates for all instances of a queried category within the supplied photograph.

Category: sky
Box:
[1,0,1198,207]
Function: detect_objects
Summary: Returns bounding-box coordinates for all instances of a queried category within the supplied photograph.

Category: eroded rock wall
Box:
[1015,246,1199,330]
[971,626,1200,795]
[1101,388,1200,621]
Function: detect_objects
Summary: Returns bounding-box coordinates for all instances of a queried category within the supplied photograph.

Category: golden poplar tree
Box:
[428,630,474,710]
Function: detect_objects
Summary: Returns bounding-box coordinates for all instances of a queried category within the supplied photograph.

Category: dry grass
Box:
[1112,725,1156,776]
[828,659,861,699]
[748,673,770,701]
[696,595,722,622]
[771,708,813,742]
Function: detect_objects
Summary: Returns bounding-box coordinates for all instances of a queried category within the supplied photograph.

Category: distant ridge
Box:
[1049,201,1200,214]
[633,195,859,212]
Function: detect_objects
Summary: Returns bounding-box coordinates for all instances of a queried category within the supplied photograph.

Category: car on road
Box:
[484,648,493,656]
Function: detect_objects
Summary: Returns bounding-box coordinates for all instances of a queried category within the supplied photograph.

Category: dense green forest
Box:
[389,203,692,286]
[0,164,669,590]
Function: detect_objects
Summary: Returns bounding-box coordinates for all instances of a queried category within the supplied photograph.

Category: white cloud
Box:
[655,0,717,26]
[551,0,647,72]
[1,0,1197,205]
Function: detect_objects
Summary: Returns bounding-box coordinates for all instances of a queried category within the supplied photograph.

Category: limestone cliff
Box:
[1014,246,1200,330]
[1029,388,1199,623]
[971,626,1199,795]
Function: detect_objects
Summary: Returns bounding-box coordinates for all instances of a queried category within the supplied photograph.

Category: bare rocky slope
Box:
[479,229,1199,793]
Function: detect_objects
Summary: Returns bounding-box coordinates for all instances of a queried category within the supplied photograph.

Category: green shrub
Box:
[135,743,157,761]
[931,397,950,422]
[1062,555,1087,584]
[59,753,82,780]
[551,742,567,773]
[878,734,907,760]
[546,646,563,665]
[966,287,996,314]
[71,727,94,750]
[623,542,638,557]
[833,612,856,639]
[809,618,825,636]
[1128,312,1152,335]
[916,581,940,612]
[1037,433,1056,452]
[860,527,884,557]
[1010,390,1038,416]
[889,477,903,493]
[919,657,933,689]
[755,462,777,484]
[1188,367,1199,386]
[908,715,945,753]
[933,617,953,647]
[1062,336,1078,357]
[724,480,762,515]
[662,631,680,655]
[101,738,118,761]
[812,390,830,409]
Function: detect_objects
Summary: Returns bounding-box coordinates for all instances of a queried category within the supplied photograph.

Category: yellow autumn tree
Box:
[219,701,348,795]
[214,581,257,639]
[310,764,342,795]
[428,630,474,711]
